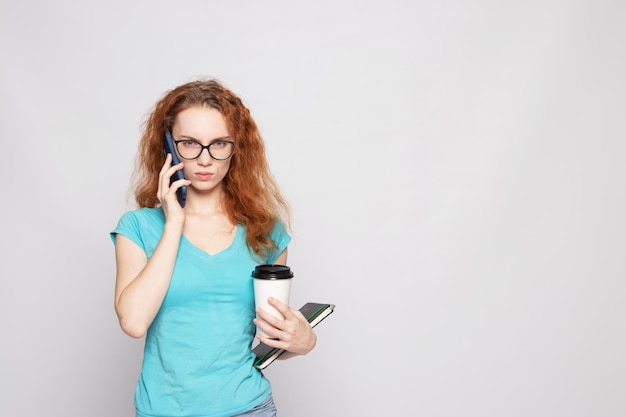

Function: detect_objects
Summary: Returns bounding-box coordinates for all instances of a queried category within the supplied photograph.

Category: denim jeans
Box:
[231,395,277,417]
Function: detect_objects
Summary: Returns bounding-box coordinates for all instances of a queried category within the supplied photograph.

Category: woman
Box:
[111,79,316,417]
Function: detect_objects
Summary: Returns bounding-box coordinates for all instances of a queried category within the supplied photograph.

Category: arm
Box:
[114,155,189,338]
[114,221,183,338]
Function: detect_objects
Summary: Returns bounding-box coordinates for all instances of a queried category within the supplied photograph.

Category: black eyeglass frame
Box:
[173,139,235,161]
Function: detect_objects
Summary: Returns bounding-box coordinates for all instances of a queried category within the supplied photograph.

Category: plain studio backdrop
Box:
[1,1,624,416]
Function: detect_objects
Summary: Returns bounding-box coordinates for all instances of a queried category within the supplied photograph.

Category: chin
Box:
[191,183,221,194]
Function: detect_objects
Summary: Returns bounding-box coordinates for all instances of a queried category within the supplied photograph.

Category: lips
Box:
[195,172,213,181]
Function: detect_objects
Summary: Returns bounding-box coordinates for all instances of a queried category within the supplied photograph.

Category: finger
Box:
[162,179,186,206]
[158,153,170,181]
[159,153,181,182]
[158,154,173,196]
[255,330,288,349]
[255,307,284,328]
[254,317,287,340]
[159,154,185,178]
[254,316,276,335]
[170,178,190,190]
[267,297,293,319]
[164,163,185,180]
[160,152,172,171]
[158,160,185,196]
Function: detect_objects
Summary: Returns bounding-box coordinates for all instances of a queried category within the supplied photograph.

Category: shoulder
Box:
[131,207,165,222]
[126,207,166,233]
[268,218,291,261]
[270,218,289,235]
[111,207,165,245]
[118,207,164,224]
[265,219,290,246]
[239,218,289,238]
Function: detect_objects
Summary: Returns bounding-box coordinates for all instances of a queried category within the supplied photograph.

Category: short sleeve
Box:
[267,220,291,263]
[110,211,145,251]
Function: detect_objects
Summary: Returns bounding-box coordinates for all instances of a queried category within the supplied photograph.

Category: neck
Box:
[183,187,227,216]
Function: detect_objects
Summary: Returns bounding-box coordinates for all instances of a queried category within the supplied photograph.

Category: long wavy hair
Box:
[132,79,290,258]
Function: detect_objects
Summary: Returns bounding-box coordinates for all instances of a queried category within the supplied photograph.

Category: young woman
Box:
[111,79,317,417]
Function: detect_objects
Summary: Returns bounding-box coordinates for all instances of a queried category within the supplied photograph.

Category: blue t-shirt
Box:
[111,207,291,417]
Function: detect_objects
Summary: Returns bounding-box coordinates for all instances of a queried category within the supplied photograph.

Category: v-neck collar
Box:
[180,224,242,258]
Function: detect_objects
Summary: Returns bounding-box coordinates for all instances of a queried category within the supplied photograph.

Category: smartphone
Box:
[163,131,187,207]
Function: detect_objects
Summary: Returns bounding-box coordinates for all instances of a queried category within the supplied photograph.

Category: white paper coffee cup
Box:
[252,264,293,335]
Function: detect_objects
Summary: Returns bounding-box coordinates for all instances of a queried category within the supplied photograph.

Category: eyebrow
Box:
[178,135,231,143]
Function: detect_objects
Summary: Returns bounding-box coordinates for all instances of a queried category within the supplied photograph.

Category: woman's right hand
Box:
[158,153,190,224]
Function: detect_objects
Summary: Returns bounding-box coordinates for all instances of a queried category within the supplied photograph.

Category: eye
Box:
[212,140,228,148]
[180,140,200,148]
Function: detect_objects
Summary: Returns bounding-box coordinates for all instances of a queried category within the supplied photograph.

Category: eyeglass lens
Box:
[176,140,234,160]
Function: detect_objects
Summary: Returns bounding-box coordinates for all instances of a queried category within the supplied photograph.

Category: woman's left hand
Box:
[254,297,317,355]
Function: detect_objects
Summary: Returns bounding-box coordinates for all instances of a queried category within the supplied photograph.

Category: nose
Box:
[197,147,213,166]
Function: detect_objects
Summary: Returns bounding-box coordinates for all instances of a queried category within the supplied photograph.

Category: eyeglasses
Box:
[174,139,235,160]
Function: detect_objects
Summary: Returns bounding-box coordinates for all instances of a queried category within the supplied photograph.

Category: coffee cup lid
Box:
[252,264,294,280]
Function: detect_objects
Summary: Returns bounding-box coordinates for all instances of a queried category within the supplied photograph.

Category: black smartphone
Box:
[163,131,187,207]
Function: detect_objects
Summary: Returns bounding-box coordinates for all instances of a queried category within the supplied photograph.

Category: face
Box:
[171,106,233,195]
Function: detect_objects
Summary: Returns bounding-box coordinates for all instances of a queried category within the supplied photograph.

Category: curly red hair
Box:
[132,79,290,258]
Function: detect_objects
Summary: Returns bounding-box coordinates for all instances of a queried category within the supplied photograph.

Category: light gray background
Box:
[1,1,624,416]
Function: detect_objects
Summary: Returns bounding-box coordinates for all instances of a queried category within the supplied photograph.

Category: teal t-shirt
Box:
[111,208,290,417]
